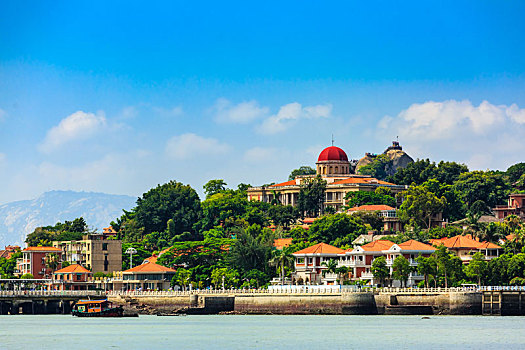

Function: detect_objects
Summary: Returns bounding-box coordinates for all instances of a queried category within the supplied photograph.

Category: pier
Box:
[0,290,104,315]
[482,287,525,316]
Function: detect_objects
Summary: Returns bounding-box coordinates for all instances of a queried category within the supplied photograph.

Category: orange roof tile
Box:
[270,180,296,187]
[273,238,293,249]
[123,261,176,274]
[478,241,502,249]
[397,239,436,251]
[432,235,482,249]
[348,204,395,212]
[361,240,395,251]
[293,242,345,255]
[143,247,172,264]
[331,177,396,186]
[23,246,61,252]
[54,264,91,274]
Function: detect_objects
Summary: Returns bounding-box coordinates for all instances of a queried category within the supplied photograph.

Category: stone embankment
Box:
[108,289,482,315]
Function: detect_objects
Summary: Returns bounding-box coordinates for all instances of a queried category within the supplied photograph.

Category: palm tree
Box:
[270,189,282,205]
[269,247,295,286]
[322,259,338,282]
[335,266,349,285]
[45,253,60,271]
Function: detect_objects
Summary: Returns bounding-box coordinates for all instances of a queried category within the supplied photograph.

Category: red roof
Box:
[348,205,395,212]
[318,146,348,162]
[23,246,61,252]
[270,180,297,187]
[360,240,395,251]
[293,242,345,255]
[273,238,293,249]
[431,235,502,250]
[396,240,436,251]
[54,264,91,274]
[123,261,176,273]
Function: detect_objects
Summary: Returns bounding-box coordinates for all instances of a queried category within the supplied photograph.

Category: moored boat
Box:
[72,299,124,317]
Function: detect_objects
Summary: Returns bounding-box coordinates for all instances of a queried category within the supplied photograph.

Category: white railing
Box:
[0,290,103,297]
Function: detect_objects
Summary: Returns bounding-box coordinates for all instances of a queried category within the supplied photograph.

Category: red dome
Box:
[317,146,348,162]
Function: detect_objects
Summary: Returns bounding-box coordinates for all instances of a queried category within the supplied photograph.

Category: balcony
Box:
[360,272,374,279]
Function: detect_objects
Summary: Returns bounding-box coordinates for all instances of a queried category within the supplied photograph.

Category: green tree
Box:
[21,273,34,279]
[390,159,468,186]
[508,253,525,280]
[415,255,437,288]
[345,191,396,208]
[211,267,239,289]
[398,184,446,229]
[297,175,326,217]
[134,180,201,238]
[171,268,192,291]
[227,225,274,276]
[371,256,389,287]
[203,179,228,198]
[464,252,487,285]
[289,166,316,180]
[269,247,295,286]
[392,256,411,287]
[336,266,349,285]
[350,211,384,232]
[322,258,338,277]
[268,205,300,229]
[506,163,525,184]
[308,213,367,246]
[453,171,509,208]
[44,252,60,271]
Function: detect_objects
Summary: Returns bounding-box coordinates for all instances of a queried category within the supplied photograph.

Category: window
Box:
[102,243,108,251]
[307,257,313,264]
[297,258,305,264]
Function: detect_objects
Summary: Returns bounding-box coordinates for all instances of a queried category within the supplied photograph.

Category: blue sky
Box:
[0,1,524,204]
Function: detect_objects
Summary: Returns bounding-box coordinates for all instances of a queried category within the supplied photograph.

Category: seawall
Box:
[109,292,482,315]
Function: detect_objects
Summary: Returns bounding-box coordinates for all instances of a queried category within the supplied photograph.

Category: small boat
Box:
[72,299,124,317]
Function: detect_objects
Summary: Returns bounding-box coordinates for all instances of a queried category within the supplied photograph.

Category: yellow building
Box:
[52,234,122,274]
[247,146,407,212]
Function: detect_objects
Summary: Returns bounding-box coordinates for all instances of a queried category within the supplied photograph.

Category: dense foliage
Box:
[25,217,90,246]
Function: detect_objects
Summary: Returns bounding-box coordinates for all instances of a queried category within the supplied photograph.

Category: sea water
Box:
[1,315,525,349]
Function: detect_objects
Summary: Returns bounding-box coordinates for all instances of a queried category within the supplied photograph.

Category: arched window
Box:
[335,166,338,174]
[329,166,332,174]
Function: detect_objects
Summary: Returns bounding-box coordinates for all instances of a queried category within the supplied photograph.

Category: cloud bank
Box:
[165,133,231,159]
[378,100,525,169]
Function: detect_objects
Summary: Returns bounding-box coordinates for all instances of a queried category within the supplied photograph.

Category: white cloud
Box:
[153,105,184,118]
[258,103,332,134]
[213,98,269,124]
[165,133,231,159]
[39,111,107,153]
[378,99,525,170]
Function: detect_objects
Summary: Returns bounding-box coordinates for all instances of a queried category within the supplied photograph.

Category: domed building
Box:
[316,146,351,176]
[247,145,408,212]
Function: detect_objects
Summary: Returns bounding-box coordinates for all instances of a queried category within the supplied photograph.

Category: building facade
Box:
[53,234,122,273]
[50,264,93,290]
[16,246,62,279]
[430,235,502,263]
[247,146,407,212]
[493,193,525,220]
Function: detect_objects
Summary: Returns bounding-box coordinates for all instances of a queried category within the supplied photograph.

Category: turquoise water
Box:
[2,315,525,349]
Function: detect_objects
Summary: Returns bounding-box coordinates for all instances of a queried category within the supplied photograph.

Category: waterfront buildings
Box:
[52,234,122,273]
[15,246,62,279]
[430,235,502,263]
[292,239,436,287]
[51,264,93,290]
[113,262,177,291]
[247,145,407,212]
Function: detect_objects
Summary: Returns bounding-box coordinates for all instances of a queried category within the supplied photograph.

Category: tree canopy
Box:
[288,166,316,180]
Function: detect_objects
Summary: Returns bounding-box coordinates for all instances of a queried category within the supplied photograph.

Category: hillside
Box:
[0,190,136,247]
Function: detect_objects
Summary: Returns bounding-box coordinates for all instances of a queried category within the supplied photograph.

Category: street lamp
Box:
[125,247,137,269]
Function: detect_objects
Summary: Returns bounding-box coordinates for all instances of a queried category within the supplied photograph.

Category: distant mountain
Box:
[0,190,137,247]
